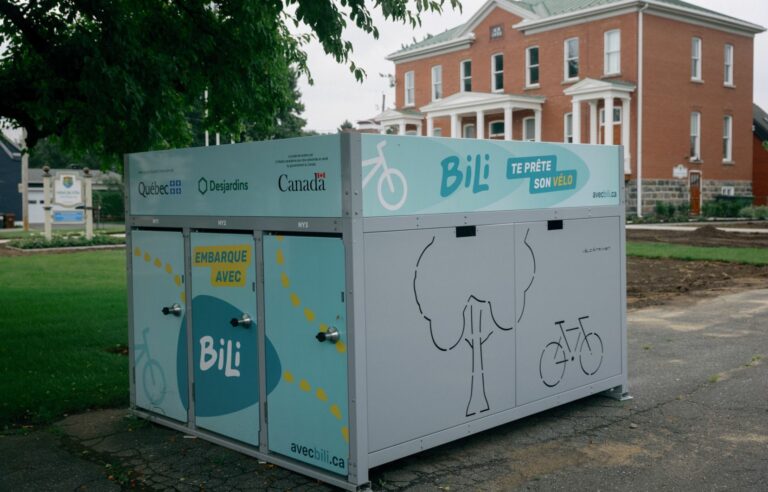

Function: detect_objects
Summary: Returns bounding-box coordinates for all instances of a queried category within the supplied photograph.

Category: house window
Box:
[404,71,414,106]
[523,117,535,141]
[691,37,702,81]
[599,107,622,125]
[690,111,701,161]
[463,124,476,139]
[431,65,442,101]
[564,113,573,143]
[492,54,504,92]
[461,60,472,92]
[489,121,504,138]
[433,127,442,137]
[526,46,540,87]
[564,37,579,81]
[490,25,503,39]
[604,30,620,75]
[724,44,734,86]
[723,115,733,162]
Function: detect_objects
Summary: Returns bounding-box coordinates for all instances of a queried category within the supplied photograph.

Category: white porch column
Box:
[416,122,423,136]
[504,106,513,140]
[571,100,582,144]
[589,101,598,144]
[604,97,614,146]
[534,109,542,142]
[398,122,406,135]
[427,116,434,136]
[476,111,485,139]
[379,125,387,135]
[622,97,631,173]
[451,113,460,138]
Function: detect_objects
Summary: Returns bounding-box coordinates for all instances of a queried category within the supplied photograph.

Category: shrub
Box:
[738,205,768,220]
[654,201,675,219]
[9,234,125,250]
[702,197,752,218]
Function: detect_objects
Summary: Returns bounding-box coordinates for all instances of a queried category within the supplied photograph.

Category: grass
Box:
[627,242,768,265]
[0,251,128,429]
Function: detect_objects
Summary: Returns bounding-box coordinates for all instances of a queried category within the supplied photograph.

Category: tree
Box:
[338,120,354,132]
[0,0,459,164]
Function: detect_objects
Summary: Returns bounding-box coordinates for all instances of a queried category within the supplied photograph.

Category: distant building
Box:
[381,0,765,215]
[0,135,22,223]
[754,104,768,206]
[26,169,121,224]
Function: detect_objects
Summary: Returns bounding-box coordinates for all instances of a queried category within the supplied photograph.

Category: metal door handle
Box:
[230,313,253,328]
[162,303,182,316]
[315,327,340,344]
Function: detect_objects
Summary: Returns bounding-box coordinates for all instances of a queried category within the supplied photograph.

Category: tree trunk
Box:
[463,297,490,416]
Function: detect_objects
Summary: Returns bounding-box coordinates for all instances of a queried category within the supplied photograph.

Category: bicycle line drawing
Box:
[362,140,408,211]
[135,326,167,405]
[539,315,603,388]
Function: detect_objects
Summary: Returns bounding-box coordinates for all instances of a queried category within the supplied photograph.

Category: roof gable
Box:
[456,0,538,37]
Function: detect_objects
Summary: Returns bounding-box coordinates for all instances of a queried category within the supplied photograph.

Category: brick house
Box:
[378,0,765,215]
[754,104,768,205]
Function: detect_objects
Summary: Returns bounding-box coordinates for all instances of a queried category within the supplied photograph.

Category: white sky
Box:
[299,0,768,133]
[2,0,766,141]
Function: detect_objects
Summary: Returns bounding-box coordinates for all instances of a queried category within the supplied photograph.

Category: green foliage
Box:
[702,197,753,218]
[627,241,768,265]
[0,251,128,427]
[0,1,459,164]
[763,140,768,151]
[338,119,354,132]
[29,136,113,169]
[738,206,768,220]
[9,234,124,249]
[651,201,690,221]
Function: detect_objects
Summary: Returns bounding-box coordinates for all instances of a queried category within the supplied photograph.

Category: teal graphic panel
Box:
[264,235,349,475]
[128,136,342,218]
[361,135,621,216]
[186,233,264,446]
[130,230,187,422]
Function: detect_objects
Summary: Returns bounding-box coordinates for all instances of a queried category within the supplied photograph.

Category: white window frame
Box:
[526,46,540,88]
[463,123,476,139]
[489,121,504,138]
[564,37,579,81]
[604,30,621,76]
[690,111,701,161]
[404,71,415,106]
[460,59,472,92]
[523,117,535,142]
[724,44,734,86]
[723,115,733,163]
[432,127,442,137]
[599,107,623,125]
[691,37,702,81]
[431,65,442,101]
[564,113,573,143]
[491,53,504,92]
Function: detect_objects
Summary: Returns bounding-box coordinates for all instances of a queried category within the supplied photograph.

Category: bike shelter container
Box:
[126,134,629,490]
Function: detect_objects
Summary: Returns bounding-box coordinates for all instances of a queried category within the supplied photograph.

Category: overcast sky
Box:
[299,0,768,133]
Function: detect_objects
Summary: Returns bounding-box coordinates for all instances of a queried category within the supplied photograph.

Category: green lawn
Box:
[627,241,768,265]
[0,251,128,428]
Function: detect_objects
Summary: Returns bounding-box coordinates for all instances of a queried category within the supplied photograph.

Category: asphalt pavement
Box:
[2,289,767,491]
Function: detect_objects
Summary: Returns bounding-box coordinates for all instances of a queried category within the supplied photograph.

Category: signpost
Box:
[42,166,94,240]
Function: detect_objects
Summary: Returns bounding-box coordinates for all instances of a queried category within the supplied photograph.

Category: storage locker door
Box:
[131,230,187,422]
[515,218,622,405]
[189,232,260,446]
[263,235,349,476]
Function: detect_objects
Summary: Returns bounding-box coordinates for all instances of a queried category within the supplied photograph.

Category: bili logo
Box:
[137,179,182,197]
[278,172,326,192]
[197,177,249,195]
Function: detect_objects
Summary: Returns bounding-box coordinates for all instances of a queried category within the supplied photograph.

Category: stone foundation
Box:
[625,179,752,216]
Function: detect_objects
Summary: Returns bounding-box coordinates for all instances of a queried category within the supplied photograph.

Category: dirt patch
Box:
[628,224,768,248]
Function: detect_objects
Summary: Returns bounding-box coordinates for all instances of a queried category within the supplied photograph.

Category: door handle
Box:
[230,313,253,328]
[315,326,340,344]
[161,303,182,316]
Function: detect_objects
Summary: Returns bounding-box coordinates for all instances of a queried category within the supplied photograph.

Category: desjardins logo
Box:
[197,177,249,195]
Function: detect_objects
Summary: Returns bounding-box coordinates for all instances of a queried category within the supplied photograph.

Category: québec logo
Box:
[137,179,182,198]
[197,177,249,195]
[278,172,326,192]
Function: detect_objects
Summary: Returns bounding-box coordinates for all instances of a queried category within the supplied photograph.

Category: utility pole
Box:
[20,128,29,231]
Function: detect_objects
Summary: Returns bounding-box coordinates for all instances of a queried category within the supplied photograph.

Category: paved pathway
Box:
[2,290,767,491]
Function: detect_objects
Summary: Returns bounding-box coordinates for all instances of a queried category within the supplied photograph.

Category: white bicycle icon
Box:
[362,141,408,211]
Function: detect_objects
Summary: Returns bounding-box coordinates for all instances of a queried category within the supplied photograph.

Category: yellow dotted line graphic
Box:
[134,246,185,302]
[274,236,347,354]
[283,371,349,443]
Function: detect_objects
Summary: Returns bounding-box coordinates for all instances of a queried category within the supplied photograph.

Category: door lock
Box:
[230,313,253,328]
[315,326,340,344]
[161,303,182,316]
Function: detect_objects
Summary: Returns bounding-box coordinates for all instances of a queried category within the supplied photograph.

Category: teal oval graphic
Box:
[177,295,281,415]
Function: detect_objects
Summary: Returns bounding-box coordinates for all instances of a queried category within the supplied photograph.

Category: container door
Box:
[263,235,349,475]
[131,230,187,422]
[189,232,260,446]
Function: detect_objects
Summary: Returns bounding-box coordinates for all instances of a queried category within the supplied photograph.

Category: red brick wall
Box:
[642,14,754,181]
[754,136,768,205]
